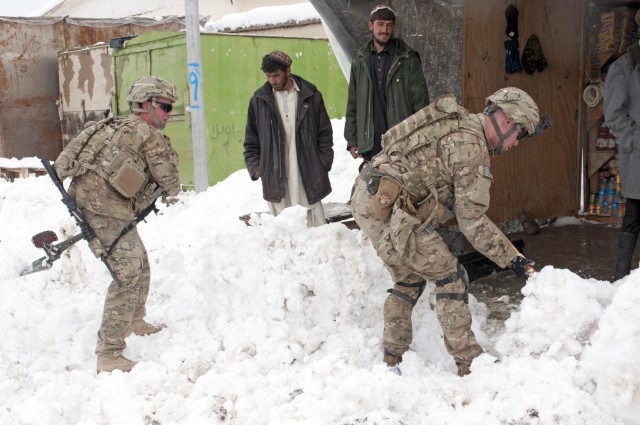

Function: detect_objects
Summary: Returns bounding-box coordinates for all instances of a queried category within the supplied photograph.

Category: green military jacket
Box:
[344,38,429,156]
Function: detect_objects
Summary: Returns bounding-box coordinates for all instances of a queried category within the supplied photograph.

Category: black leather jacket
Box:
[244,75,334,204]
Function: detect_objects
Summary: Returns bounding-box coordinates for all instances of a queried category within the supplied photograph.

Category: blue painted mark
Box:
[188,62,202,106]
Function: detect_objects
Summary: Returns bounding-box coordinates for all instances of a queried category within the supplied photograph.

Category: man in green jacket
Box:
[344,4,429,164]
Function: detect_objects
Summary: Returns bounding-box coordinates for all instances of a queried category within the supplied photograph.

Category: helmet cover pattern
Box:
[126,76,177,105]
[485,87,539,135]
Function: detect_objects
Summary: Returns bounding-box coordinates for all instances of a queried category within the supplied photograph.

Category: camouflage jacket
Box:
[72,115,180,220]
[372,101,519,268]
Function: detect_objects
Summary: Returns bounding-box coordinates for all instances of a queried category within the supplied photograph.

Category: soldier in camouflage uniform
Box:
[350,87,541,376]
[54,76,181,373]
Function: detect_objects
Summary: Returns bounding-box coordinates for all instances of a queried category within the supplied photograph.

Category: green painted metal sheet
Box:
[112,31,347,188]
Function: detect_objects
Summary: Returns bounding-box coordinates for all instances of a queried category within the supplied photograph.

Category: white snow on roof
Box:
[204,2,319,33]
[30,0,64,17]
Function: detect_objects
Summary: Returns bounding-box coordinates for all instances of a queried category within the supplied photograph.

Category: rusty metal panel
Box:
[0,19,66,161]
[58,44,113,146]
[0,17,185,161]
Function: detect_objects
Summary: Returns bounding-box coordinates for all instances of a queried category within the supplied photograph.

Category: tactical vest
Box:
[54,117,150,200]
[371,94,486,210]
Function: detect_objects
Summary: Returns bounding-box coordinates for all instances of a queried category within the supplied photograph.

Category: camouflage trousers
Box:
[84,210,151,357]
[350,177,483,365]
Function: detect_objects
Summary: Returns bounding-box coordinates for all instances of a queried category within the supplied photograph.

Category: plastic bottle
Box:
[597,176,607,209]
[619,198,626,218]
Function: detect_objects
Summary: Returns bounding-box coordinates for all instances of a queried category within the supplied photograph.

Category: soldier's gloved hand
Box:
[88,238,107,259]
[512,255,537,278]
[161,194,179,206]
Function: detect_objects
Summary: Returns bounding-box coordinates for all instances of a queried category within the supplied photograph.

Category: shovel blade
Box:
[31,231,58,248]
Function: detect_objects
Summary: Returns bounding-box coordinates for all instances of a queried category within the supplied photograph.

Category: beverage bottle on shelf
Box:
[588,192,597,214]
[596,176,607,215]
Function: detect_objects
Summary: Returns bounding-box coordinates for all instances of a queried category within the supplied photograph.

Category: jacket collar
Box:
[358,37,410,59]
[255,74,314,103]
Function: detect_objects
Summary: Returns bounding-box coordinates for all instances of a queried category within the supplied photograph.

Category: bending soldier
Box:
[54,76,181,373]
[350,87,543,376]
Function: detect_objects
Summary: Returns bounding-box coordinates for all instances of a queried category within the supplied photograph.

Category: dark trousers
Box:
[614,198,640,280]
[621,198,640,234]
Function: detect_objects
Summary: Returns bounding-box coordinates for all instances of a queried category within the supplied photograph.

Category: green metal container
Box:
[112,31,347,188]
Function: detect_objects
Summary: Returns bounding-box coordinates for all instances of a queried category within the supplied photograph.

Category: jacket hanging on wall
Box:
[522,34,548,74]
[504,4,523,73]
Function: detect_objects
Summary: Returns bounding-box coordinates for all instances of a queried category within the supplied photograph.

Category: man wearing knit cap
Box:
[244,50,334,227]
[345,4,429,165]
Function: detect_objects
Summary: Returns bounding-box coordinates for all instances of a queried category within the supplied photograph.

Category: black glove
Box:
[512,255,537,278]
[505,4,519,39]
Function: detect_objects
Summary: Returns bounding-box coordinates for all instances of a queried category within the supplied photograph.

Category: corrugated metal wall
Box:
[0,17,185,161]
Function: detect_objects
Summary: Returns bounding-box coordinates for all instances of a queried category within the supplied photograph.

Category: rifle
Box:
[21,159,162,284]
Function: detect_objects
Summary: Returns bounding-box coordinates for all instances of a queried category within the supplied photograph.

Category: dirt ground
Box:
[466,219,637,341]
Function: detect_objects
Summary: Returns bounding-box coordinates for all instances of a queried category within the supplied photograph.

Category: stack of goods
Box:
[598,7,638,67]
[596,126,616,150]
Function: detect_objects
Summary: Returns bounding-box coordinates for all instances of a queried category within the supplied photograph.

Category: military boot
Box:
[456,362,471,377]
[96,354,138,373]
[384,350,403,375]
[383,350,402,366]
[127,319,166,337]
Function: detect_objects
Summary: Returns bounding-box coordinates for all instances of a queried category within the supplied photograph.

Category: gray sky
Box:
[0,0,52,16]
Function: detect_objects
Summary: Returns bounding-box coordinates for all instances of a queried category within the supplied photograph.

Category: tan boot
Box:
[127,319,166,337]
[97,354,138,373]
[383,351,403,376]
[383,351,403,367]
[456,362,471,377]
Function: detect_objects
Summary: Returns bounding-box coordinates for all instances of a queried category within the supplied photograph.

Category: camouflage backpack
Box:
[54,117,150,200]
[54,118,118,181]
[372,94,477,206]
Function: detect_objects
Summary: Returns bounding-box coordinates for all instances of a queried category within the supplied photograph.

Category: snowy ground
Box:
[1,119,639,424]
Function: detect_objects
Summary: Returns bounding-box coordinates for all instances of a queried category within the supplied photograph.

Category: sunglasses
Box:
[516,125,529,140]
[157,102,173,113]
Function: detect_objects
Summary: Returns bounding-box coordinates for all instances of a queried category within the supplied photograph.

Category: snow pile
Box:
[1,119,639,424]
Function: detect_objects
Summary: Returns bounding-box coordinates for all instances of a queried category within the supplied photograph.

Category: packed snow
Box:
[1,120,639,424]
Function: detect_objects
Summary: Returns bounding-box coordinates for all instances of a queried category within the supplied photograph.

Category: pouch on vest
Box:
[107,150,147,198]
[368,176,400,221]
[416,197,455,232]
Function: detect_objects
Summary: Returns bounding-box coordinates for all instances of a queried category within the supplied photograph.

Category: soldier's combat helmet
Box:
[127,76,177,114]
[484,87,539,137]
